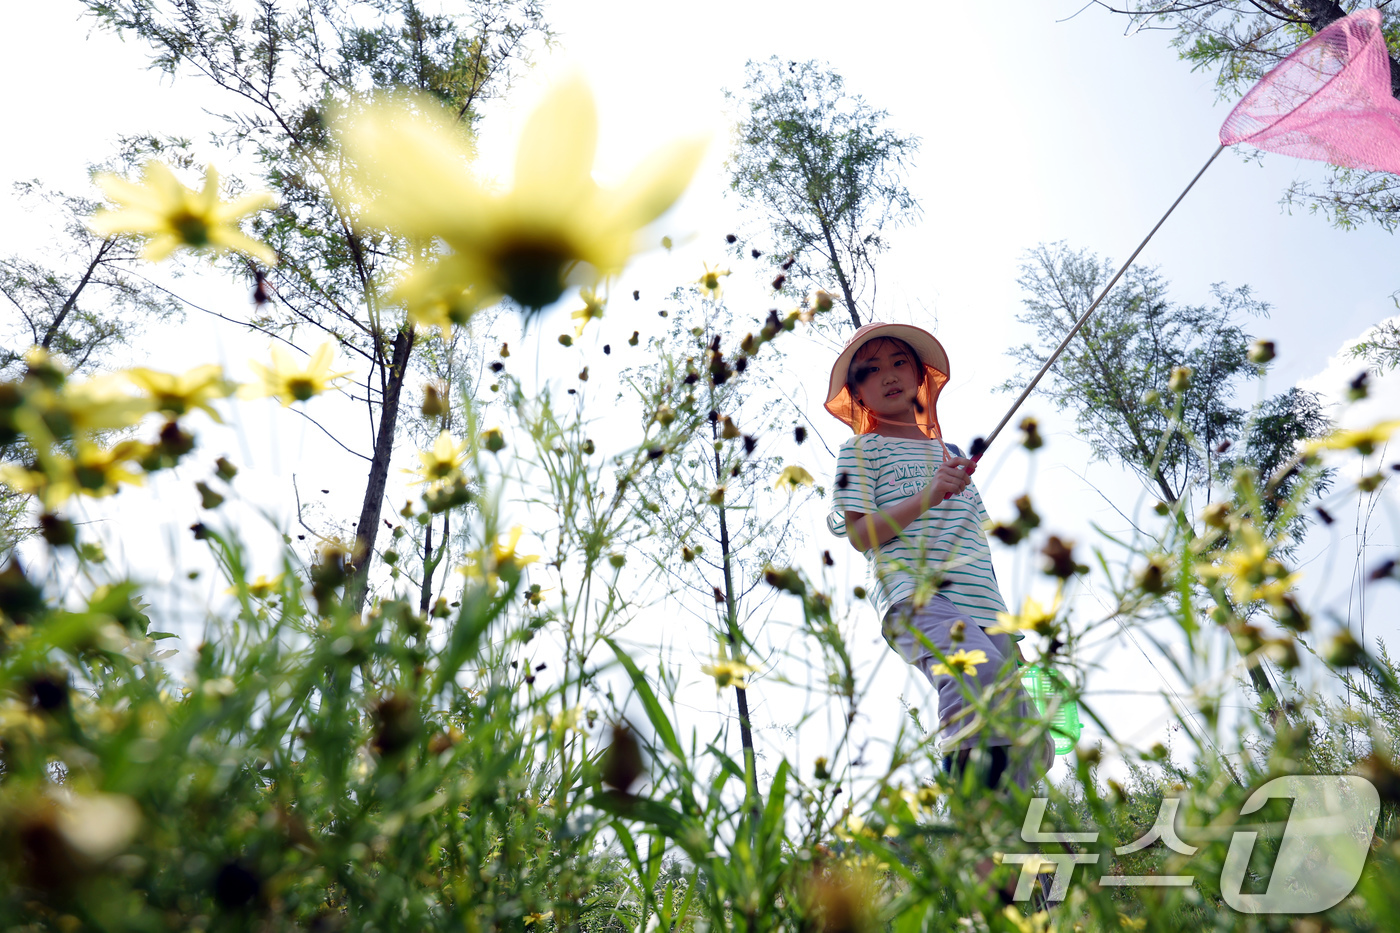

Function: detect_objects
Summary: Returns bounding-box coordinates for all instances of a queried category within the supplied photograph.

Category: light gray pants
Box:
[883,595,1043,779]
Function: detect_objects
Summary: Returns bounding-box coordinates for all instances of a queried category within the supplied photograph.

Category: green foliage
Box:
[1095,2,1400,239]
[1008,243,1327,511]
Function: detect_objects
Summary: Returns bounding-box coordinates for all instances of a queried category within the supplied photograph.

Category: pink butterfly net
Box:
[1220,8,1400,174]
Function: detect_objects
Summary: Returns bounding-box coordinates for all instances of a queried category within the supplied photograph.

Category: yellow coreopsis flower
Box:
[246,575,284,599]
[334,79,706,311]
[391,255,480,340]
[929,648,988,677]
[407,431,468,486]
[19,369,154,441]
[700,657,759,690]
[125,364,233,421]
[459,525,539,591]
[1003,905,1057,933]
[1197,520,1293,605]
[91,161,276,264]
[570,286,606,336]
[1,441,148,508]
[988,592,1061,637]
[1303,419,1400,457]
[242,342,351,406]
[532,706,582,739]
[773,464,815,492]
[696,263,730,302]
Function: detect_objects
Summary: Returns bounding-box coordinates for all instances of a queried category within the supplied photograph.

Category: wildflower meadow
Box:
[4,3,1400,932]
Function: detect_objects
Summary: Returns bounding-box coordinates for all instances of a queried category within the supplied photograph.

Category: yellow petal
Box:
[603,136,708,233]
[513,77,598,206]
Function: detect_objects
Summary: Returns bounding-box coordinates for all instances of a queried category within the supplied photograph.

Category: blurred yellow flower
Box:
[571,287,606,336]
[774,464,814,492]
[55,791,143,862]
[1197,520,1294,605]
[407,431,468,486]
[1303,419,1400,457]
[91,161,276,264]
[700,657,759,690]
[459,525,539,591]
[989,592,1061,637]
[834,812,897,841]
[523,912,553,927]
[1003,906,1056,933]
[20,370,153,441]
[392,256,481,340]
[930,648,987,677]
[125,364,233,421]
[243,342,351,406]
[532,706,582,739]
[696,263,730,302]
[334,79,706,310]
[226,574,284,599]
[1,441,148,508]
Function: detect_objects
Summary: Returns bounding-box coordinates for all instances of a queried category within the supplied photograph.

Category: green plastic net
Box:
[1021,664,1082,755]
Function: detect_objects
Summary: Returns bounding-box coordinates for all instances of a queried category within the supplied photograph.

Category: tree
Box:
[1088,2,1400,236]
[79,0,547,608]
[726,58,920,330]
[1007,243,1302,507]
[1009,243,1332,712]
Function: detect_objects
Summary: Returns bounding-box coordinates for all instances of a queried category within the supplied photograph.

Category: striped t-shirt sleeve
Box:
[827,436,879,537]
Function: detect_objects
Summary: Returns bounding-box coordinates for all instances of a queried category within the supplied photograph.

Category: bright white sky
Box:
[5,0,1400,787]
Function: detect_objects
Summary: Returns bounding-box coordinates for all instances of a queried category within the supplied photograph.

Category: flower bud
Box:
[1248,340,1276,365]
[480,427,505,453]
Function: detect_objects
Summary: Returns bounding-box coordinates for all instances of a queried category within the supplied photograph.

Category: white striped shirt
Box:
[828,434,1007,626]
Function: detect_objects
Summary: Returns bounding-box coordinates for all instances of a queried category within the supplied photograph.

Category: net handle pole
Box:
[975,143,1227,460]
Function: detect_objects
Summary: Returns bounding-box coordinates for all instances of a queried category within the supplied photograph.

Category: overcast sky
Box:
[5,1,1400,781]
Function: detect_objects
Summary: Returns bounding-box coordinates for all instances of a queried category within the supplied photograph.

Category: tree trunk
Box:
[1296,1,1400,97]
[818,217,862,329]
[348,326,414,611]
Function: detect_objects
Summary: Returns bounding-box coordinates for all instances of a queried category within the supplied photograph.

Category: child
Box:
[825,322,1047,790]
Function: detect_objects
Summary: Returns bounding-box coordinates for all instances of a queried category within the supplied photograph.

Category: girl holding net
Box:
[824,322,1051,791]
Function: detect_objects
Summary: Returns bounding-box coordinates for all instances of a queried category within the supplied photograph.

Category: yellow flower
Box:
[1003,906,1057,933]
[392,256,481,340]
[334,79,706,310]
[244,575,284,599]
[1197,520,1293,605]
[989,592,1061,637]
[91,161,276,264]
[701,657,759,690]
[696,263,730,302]
[21,370,153,441]
[125,364,233,421]
[243,342,351,406]
[532,706,582,739]
[1303,419,1400,457]
[773,464,815,492]
[2,441,148,508]
[570,286,606,336]
[459,525,539,591]
[929,648,988,677]
[523,912,553,927]
[407,431,468,486]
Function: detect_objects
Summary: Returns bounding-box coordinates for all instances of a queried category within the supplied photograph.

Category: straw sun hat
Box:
[824,322,950,439]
